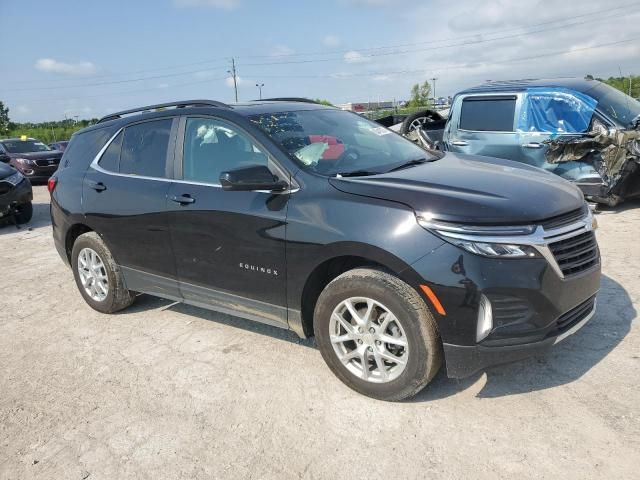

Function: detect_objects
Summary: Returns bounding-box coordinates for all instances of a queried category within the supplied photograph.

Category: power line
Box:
[4,2,638,91]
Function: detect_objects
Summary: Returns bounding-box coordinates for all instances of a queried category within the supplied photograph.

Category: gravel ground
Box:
[1,186,638,479]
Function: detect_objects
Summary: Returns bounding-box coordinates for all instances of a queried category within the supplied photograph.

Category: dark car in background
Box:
[50,99,600,400]
[0,138,63,183]
[0,162,33,224]
[49,141,69,152]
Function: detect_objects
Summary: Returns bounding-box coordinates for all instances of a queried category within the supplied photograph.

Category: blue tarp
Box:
[517,87,597,134]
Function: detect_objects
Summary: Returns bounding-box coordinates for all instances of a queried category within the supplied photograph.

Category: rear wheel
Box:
[71,232,135,313]
[14,201,33,224]
[314,268,442,401]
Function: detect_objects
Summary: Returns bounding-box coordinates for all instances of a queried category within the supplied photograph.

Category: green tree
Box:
[0,101,9,134]
[587,74,640,99]
[408,81,432,108]
[314,98,334,106]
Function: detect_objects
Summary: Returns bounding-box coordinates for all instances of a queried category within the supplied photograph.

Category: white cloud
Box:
[372,75,391,82]
[348,0,395,6]
[323,35,341,47]
[157,83,170,89]
[344,50,371,63]
[174,0,240,9]
[16,105,30,115]
[35,58,97,76]
[270,44,295,57]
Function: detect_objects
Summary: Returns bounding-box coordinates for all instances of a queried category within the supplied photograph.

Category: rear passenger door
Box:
[83,117,180,298]
[167,116,290,328]
[447,95,521,161]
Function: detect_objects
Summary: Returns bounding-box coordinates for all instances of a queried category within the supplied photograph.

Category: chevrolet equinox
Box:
[50,99,601,400]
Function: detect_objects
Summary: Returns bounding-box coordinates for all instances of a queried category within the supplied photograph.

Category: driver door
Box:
[167,116,291,328]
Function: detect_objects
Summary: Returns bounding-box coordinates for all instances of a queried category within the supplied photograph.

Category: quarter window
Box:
[183,117,269,184]
[98,131,122,172]
[459,97,516,132]
[120,119,173,178]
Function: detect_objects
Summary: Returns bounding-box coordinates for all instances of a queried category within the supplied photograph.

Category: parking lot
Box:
[0,185,638,479]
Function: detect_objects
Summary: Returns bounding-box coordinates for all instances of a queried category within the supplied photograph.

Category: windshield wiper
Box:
[335,170,380,177]
[386,158,433,173]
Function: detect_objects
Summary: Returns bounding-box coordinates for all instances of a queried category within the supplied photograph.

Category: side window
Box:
[98,131,122,172]
[517,89,596,134]
[183,117,269,184]
[459,97,516,132]
[120,119,173,178]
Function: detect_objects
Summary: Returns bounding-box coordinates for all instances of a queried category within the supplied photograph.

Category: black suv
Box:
[50,100,601,400]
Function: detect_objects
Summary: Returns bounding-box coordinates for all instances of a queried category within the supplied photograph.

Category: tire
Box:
[14,201,33,224]
[400,110,433,134]
[71,231,135,313]
[314,268,442,401]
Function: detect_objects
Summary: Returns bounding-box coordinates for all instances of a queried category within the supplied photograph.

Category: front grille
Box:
[555,296,596,334]
[35,158,60,167]
[540,204,588,230]
[548,230,599,277]
[0,181,10,195]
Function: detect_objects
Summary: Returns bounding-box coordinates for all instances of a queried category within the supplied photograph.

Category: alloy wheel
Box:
[329,297,409,383]
[77,247,109,302]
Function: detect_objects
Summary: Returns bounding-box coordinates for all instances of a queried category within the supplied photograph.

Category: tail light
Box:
[47,176,58,194]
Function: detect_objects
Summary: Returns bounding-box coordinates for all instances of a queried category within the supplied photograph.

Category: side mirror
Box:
[219,165,288,192]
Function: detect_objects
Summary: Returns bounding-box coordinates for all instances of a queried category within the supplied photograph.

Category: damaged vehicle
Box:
[388,78,640,206]
[0,161,33,225]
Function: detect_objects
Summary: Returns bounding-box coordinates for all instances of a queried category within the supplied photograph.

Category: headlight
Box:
[3,170,24,186]
[14,157,34,166]
[455,241,538,258]
[417,216,540,259]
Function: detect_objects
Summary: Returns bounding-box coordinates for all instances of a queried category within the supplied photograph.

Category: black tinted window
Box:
[460,97,516,131]
[61,127,116,169]
[183,117,269,184]
[98,131,122,172]
[120,119,173,177]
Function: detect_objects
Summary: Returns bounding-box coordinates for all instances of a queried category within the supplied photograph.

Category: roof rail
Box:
[257,97,320,104]
[97,99,231,124]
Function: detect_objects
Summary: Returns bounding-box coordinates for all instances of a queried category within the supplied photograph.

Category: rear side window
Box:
[120,119,173,178]
[98,131,122,172]
[61,127,116,169]
[459,97,516,132]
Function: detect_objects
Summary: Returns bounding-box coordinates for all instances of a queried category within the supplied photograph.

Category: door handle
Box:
[87,180,106,192]
[170,194,195,205]
[451,140,469,146]
[523,142,544,149]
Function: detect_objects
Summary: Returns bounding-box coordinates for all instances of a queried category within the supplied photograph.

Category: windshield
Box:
[588,83,640,128]
[0,139,52,154]
[249,109,434,175]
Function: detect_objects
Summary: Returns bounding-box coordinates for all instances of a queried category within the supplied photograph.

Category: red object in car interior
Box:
[308,135,345,160]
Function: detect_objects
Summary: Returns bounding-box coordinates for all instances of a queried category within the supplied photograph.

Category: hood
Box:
[0,162,17,180]
[6,150,63,160]
[329,153,585,225]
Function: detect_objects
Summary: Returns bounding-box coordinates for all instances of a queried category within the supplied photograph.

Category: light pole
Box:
[256,83,264,100]
[430,77,438,104]
[227,58,238,102]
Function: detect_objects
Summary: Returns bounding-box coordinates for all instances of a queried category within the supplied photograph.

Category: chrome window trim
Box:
[90,125,298,194]
[423,208,597,279]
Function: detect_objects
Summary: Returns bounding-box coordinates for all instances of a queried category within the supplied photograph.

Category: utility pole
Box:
[430,77,438,103]
[256,83,264,100]
[228,58,238,103]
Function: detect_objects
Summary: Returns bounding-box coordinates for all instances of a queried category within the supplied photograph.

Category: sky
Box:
[1,0,639,122]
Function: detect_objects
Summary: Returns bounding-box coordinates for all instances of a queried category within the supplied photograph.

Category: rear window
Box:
[61,127,116,169]
[459,97,516,132]
[119,119,172,178]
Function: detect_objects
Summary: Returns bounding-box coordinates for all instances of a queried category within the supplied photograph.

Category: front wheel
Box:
[14,201,33,224]
[314,268,442,401]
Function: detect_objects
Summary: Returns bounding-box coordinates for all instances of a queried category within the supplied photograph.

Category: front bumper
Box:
[0,178,33,217]
[443,298,597,378]
[13,163,58,182]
